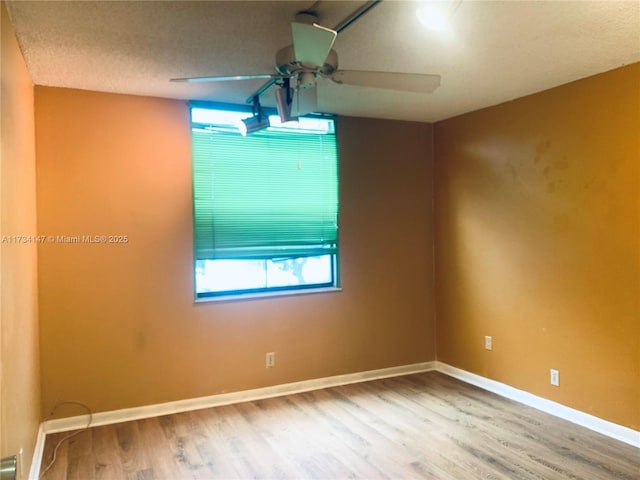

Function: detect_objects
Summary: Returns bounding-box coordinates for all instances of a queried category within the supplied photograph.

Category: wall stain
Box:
[135,331,148,351]
[554,158,569,170]
[585,178,606,194]
[534,139,551,164]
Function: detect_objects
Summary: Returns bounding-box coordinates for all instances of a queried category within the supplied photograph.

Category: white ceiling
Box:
[6,0,640,122]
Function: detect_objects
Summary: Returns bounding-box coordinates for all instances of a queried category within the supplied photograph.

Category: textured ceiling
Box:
[6,0,640,122]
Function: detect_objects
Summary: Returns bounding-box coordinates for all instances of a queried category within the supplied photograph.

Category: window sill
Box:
[195,287,342,304]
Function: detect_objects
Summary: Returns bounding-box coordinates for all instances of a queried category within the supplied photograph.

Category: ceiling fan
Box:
[171,4,441,119]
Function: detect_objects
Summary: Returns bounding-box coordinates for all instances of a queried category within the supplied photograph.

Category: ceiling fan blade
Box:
[171,74,287,83]
[291,22,337,68]
[331,71,441,93]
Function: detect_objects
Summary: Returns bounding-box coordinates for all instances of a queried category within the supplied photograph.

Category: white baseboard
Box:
[435,361,640,448]
[30,361,436,478]
[41,362,437,434]
[28,425,46,480]
[30,359,639,478]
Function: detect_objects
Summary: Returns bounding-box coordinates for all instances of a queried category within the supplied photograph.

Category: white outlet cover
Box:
[484,336,492,350]
[550,369,560,386]
[266,352,275,368]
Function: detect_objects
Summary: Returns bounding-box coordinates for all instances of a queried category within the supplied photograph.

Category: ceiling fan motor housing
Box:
[275,45,338,78]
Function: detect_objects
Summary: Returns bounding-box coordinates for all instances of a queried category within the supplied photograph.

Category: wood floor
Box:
[40,372,639,480]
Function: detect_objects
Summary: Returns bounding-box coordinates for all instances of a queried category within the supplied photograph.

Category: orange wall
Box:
[35,87,436,415]
[0,0,41,472]
[434,64,639,430]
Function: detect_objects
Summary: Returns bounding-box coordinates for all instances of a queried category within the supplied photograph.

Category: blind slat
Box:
[192,122,339,260]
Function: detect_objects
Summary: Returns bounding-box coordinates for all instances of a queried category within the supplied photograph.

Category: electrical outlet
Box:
[550,369,560,386]
[484,336,492,350]
[266,352,275,368]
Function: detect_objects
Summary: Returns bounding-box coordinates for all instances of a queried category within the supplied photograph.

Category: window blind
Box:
[192,126,339,260]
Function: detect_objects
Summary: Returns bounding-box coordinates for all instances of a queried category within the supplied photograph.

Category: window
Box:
[191,104,339,299]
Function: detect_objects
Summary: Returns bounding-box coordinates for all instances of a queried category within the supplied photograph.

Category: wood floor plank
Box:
[114,420,151,477]
[137,415,198,479]
[190,406,256,479]
[162,411,209,477]
[91,425,127,480]
[373,378,556,479]
[264,395,358,478]
[40,372,640,479]
[40,432,70,480]
[305,387,463,479]
[327,381,506,479]
[284,391,394,478]
[231,400,321,479]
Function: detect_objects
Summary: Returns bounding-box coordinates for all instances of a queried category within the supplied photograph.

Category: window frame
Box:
[190,101,341,302]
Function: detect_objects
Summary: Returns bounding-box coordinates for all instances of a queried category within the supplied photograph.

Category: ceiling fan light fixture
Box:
[238,114,270,136]
[275,85,298,123]
[238,115,270,136]
[238,96,271,136]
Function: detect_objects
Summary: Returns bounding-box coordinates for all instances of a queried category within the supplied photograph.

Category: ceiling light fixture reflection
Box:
[416,0,462,31]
